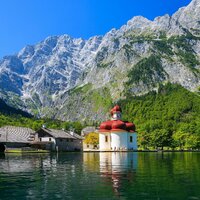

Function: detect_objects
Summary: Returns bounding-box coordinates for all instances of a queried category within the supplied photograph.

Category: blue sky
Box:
[0,0,192,58]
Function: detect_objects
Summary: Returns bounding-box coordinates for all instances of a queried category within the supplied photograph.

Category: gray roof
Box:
[0,126,35,143]
[40,128,83,140]
[81,126,97,136]
[72,132,83,140]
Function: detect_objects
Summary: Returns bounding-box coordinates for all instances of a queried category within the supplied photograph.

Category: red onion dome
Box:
[99,121,112,131]
[111,120,126,131]
[125,122,136,132]
[110,105,122,115]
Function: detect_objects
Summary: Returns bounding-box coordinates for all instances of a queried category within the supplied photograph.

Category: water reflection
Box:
[83,152,138,197]
[0,152,199,200]
[0,153,5,159]
[99,153,137,196]
[99,152,137,173]
[0,153,50,173]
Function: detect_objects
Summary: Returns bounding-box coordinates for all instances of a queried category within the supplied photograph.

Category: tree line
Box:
[120,83,200,150]
[0,114,85,135]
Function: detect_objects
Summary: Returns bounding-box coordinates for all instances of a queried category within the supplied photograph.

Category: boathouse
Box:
[34,128,83,151]
[0,126,35,152]
[99,105,137,151]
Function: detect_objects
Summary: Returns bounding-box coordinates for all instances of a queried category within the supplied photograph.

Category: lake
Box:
[0,152,200,200]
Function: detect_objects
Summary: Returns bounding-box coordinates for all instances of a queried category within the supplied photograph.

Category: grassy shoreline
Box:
[4,149,50,153]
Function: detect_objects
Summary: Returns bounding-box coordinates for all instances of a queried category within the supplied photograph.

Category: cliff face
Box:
[0,0,199,121]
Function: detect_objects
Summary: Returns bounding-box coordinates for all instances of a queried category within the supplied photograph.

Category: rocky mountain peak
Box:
[120,16,153,33]
[127,16,152,25]
[170,0,200,34]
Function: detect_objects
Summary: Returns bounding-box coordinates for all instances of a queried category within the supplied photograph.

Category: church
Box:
[99,105,137,151]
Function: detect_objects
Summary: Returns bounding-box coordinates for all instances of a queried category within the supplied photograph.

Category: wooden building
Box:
[0,126,35,152]
[34,128,83,151]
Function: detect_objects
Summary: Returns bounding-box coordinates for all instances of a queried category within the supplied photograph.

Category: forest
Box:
[120,83,200,150]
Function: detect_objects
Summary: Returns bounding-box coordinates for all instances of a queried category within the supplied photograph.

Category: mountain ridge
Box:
[0,0,199,121]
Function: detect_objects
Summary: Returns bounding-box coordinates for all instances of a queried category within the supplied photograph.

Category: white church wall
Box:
[128,133,137,150]
[110,132,128,150]
[133,133,138,150]
[99,132,111,150]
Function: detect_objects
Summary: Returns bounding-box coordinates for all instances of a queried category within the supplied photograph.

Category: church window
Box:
[105,136,108,142]
[130,136,133,143]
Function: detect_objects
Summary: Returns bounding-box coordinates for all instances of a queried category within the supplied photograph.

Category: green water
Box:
[0,152,200,200]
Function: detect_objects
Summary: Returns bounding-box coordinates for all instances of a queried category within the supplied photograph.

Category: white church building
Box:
[99,105,137,151]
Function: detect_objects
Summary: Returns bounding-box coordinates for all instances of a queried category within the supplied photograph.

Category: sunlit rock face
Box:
[0,0,199,121]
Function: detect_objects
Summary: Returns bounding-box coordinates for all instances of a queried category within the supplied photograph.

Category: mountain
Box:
[0,0,199,122]
[0,98,32,118]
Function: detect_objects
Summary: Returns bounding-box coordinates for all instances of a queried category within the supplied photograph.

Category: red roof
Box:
[99,120,112,132]
[99,120,135,132]
[99,105,136,133]
[112,120,126,131]
[124,122,135,132]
